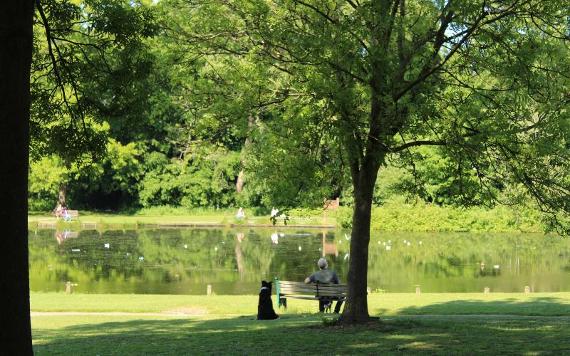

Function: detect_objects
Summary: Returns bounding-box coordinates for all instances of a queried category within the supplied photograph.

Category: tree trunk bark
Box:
[58,183,67,206]
[235,170,245,193]
[341,164,379,323]
[236,115,255,193]
[0,0,34,353]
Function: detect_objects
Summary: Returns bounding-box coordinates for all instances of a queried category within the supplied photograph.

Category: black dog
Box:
[257,280,279,320]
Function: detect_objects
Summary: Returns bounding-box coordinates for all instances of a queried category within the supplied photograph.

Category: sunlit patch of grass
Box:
[398,341,441,351]
[348,342,380,349]
[386,334,416,340]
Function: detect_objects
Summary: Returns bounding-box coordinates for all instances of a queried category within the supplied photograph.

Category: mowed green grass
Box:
[28,210,332,229]
[32,293,570,354]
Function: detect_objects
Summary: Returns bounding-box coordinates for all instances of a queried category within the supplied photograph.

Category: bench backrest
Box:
[277,280,347,297]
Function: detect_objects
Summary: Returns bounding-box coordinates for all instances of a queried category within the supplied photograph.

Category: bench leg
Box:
[318,297,343,313]
[319,299,332,313]
[333,299,344,314]
[279,297,287,309]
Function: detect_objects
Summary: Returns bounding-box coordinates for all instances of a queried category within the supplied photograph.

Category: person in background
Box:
[236,207,245,219]
[304,257,343,313]
[270,207,279,225]
[271,207,279,218]
[62,206,71,222]
[54,203,64,218]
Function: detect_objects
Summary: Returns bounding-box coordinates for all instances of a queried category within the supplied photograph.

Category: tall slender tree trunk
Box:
[235,170,245,193]
[236,115,255,193]
[341,163,380,323]
[0,0,34,353]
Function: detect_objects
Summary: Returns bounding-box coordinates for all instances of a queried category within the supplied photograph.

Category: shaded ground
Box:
[32,315,570,355]
[32,297,570,355]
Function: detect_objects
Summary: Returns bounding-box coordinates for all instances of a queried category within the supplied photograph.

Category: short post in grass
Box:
[484,287,490,294]
[524,286,531,294]
[207,284,212,296]
[415,285,421,295]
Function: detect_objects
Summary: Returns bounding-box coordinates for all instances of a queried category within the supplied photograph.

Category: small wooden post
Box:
[65,281,72,294]
[207,284,212,296]
[524,286,531,294]
[415,285,421,295]
[484,287,490,294]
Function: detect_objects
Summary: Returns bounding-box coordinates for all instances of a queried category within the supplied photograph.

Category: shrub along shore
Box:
[28,201,545,233]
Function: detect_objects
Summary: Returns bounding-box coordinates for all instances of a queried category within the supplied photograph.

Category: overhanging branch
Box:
[391,139,447,153]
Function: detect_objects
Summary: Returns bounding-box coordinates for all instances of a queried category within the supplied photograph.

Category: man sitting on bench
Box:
[304,257,343,313]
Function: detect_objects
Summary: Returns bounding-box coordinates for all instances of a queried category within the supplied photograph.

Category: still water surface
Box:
[29,228,570,295]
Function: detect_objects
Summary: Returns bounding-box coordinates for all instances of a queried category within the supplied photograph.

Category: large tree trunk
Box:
[341,164,380,323]
[0,0,34,353]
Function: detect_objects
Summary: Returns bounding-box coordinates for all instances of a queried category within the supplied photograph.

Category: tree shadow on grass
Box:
[386,296,570,316]
[33,303,570,355]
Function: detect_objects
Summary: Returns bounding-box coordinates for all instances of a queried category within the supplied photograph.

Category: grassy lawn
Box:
[28,208,334,229]
[31,293,570,354]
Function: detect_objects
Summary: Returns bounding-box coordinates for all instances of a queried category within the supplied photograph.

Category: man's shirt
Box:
[308,269,339,284]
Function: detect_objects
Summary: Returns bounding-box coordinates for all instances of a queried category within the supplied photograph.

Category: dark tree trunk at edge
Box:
[0,0,34,353]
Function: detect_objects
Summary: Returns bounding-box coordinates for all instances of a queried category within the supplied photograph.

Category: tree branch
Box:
[391,139,447,153]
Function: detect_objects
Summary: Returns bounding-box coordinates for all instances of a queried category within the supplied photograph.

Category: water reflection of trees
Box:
[29,228,280,294]
[367,232,570,292]
[28,229,570,294]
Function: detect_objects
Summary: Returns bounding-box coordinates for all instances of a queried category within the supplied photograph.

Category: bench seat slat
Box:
[279,283,346,286]
[280,289,320,294]
[280,284,346,289]
[277,280,347,298]
[279,295,324,300]
[280,292,346,297]
[279,282,346,287]
[280,288,347,294]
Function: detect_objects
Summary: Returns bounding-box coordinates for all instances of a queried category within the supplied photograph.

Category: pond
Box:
[29,228,570,295]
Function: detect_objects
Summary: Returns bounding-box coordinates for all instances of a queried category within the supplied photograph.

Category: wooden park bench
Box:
[274,278,347,313]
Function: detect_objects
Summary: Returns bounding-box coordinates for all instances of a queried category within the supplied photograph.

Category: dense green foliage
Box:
[29,0,569,235]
